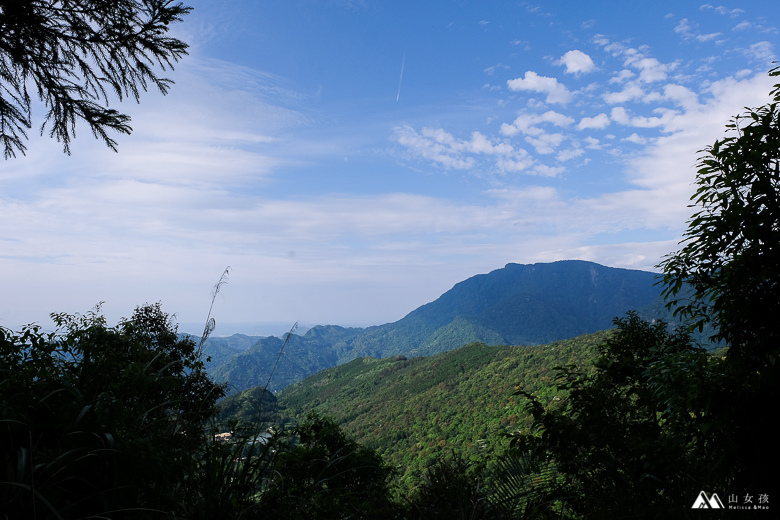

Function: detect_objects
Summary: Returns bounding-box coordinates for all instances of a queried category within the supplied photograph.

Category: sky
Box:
[1,1,779,336]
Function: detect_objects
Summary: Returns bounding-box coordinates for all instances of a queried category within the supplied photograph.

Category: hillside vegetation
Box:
[275,332,606,482]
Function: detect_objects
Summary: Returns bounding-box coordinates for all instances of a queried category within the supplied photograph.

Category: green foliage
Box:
[0,302,403,519]
[0,0,192,158]
[184,427,281,520]
[261,413,395,519]
[403,453,498,520]
[0,303,225,518]
[658,67,780,494]
[513,313,709,517]
[399,449,562,520]
[660,66,780,367]
[216,386,282,430]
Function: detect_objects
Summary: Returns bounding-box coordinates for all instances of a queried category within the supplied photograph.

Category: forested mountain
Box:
[266,332,605,483]
[207,261,671,393]
[344,260,659,358]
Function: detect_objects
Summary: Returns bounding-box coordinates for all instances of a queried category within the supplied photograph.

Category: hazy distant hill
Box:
[210,325,364,393]
[207,260,670,393]
[185,333,262,372]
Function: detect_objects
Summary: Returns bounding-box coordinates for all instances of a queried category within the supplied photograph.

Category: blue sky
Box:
[1,1,778,335]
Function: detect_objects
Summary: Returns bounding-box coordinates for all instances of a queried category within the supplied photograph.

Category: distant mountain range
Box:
[203,260,682,393]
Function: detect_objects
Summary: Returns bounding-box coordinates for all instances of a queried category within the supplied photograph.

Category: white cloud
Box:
[507,71,573,104]
[610,106,680,130]
[609,69,635,83]
[596,36,676,83]
[500,110,574,137]
[499,122,518,137]
[467,131,515,155]
[556,147,585,162]
[395,126,475,170]
[591,33,609,45]
[603,82,645,103]
[525,132,565,154]
[583,137,602,149]
[663,84,700,111]
[610,106,631,125]
[556,50,596,75]
[496,156,535,172]
[486,185,560,202]
[624,56,675,82]
[698,32,722,42]
[624,133,647,144]
[510,39,531,50]
[484,63,509,75]
[578,113,611,130]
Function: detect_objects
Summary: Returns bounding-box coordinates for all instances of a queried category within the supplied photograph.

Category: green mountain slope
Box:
[275,332,605,480]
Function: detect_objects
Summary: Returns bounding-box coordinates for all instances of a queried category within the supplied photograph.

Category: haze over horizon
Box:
[2,1,778,334]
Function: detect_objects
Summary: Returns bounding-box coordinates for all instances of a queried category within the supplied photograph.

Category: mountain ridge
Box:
[205,260,671,392]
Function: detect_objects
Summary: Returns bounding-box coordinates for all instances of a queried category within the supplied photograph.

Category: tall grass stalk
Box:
[198,266,230,357]
[262,321,298,398]
[183,269,303,519]
[197,321,300,517]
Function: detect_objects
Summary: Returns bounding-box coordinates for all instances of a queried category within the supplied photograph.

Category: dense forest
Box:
[2,5,779,516]
[275,333,607,484]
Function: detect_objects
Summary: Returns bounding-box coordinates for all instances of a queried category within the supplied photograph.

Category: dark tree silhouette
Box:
[0,0,191,158]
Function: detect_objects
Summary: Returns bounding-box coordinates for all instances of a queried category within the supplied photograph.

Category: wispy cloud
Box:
[699,4,744,18]
[744,41,776,64]
[674,18,722,42]
[394,126,535,174]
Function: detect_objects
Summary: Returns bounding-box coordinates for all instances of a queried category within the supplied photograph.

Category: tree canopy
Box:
[0,0,191,158]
